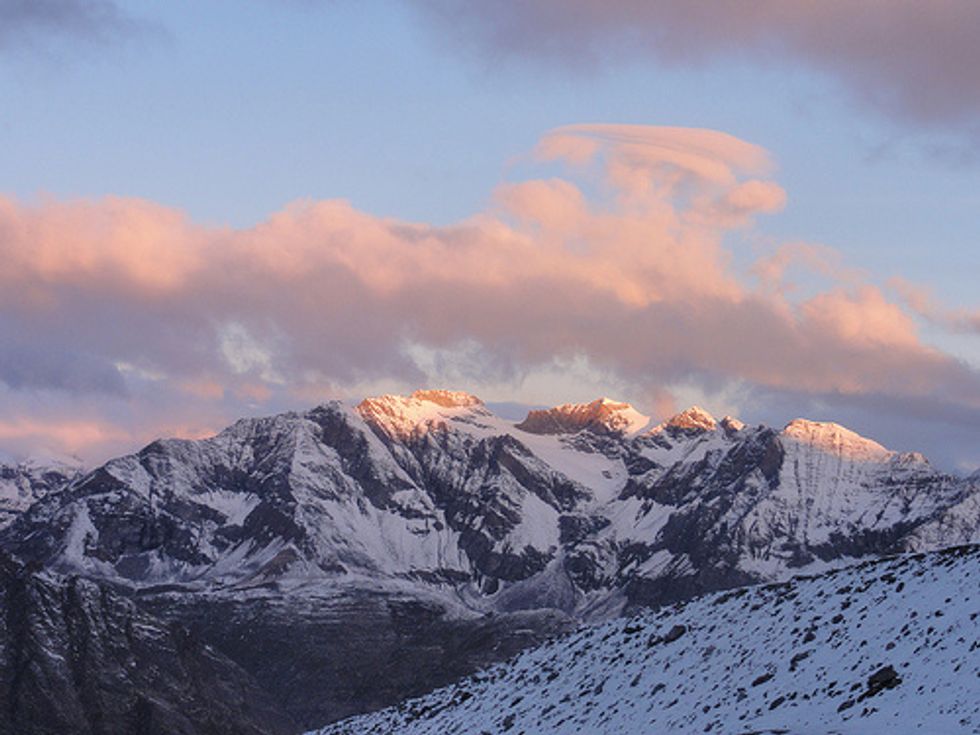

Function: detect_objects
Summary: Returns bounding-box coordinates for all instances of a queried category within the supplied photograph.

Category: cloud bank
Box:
[409,1,980,139]
[1,124,978,468]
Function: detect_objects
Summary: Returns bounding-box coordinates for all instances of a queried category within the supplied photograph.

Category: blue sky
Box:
[0,1,978,470]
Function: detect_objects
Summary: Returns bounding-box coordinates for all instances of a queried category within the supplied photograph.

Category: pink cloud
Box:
[800,286,922,352]
[891,276,980,335]
[0,124,978,465]
[0,196,206,294]
[752,242,855,293]
[0,417,128,453]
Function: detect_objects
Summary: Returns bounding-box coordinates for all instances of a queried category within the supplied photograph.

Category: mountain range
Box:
[1,389,977,730]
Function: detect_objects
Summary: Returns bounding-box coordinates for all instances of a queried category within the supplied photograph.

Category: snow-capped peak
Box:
[355,389,488,438]
[0,456,81,529]
[516,397,649,436]
[655,405,717,433]
[781,418,891,461]
[719,415,745,433]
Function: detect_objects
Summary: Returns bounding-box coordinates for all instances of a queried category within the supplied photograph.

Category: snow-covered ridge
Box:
[313,544,980,735]
[516,397,650,436]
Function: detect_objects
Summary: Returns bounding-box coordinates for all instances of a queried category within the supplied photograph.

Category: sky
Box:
[0,0,979,472]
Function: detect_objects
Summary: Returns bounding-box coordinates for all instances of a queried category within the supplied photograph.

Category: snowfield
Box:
[314,544,980,735]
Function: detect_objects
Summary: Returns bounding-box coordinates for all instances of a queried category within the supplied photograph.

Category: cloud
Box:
[0,339,126,395]
[890,276,980,335]
[407,1,980,138]
[0,0,143,52]
[0,123,978,468]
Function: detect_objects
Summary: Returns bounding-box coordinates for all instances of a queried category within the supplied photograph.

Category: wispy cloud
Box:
[0,124,977,467]
[890,277,980,335]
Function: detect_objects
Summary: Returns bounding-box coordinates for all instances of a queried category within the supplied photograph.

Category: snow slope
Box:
[315,544,980,735]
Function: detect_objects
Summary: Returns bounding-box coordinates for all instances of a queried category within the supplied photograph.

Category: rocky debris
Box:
[789,650,810,671]
[866,665,902,695]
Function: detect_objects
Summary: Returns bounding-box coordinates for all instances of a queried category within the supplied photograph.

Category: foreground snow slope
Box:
[316,544,980,735]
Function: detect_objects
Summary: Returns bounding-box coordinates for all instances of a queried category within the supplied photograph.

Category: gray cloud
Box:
[0,344,126,395]
[408,1,980,139]
[0,0,141,51]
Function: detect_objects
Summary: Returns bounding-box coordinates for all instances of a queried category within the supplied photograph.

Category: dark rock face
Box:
[363,425,591,586]
[0,552,292,735]
[139,590,573,730]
